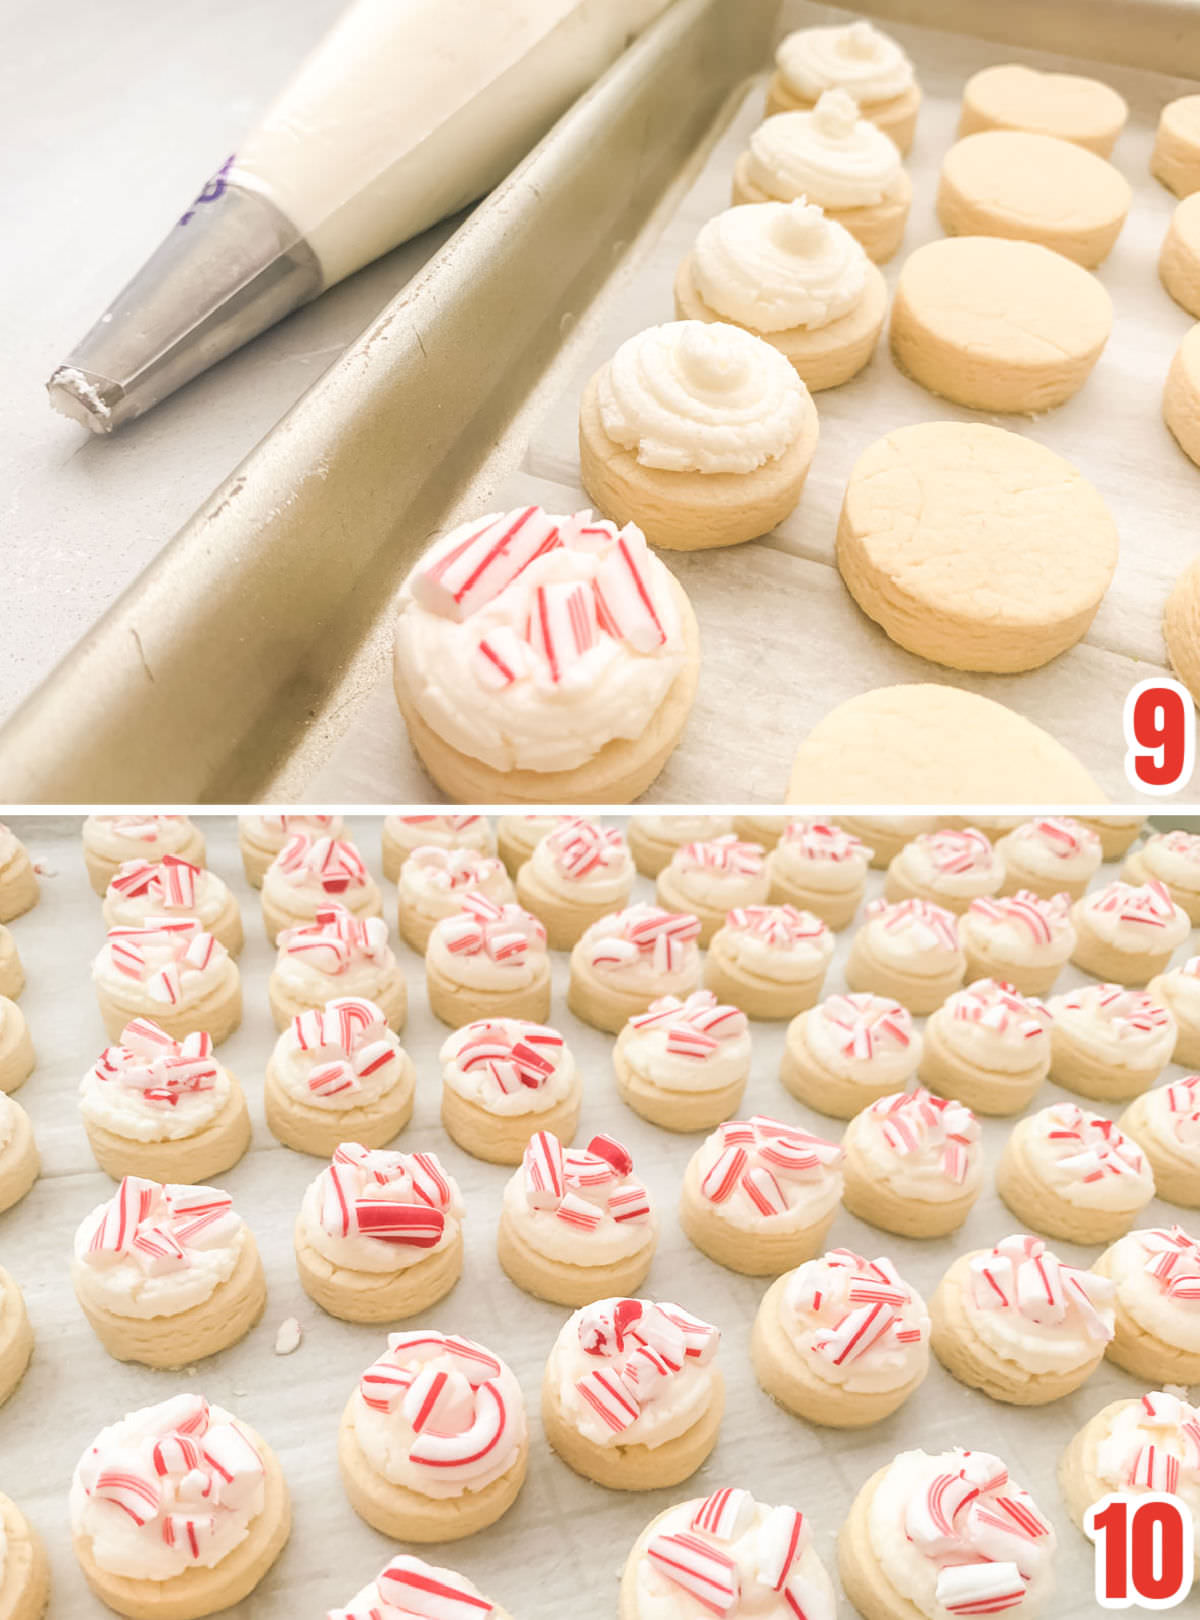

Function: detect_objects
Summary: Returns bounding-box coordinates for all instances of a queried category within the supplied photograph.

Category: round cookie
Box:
[1166,553,1200,704]
[1149,957,1200,1065]
[1164,321,1200,469]
[959,62,1128,155]
[995,1103,1156,1244]
[1152,94,1200,197]
[766,18,921,153]
[1094,1226,1200,1384]
[918,978,1052,1116]
[0,997,35,1095]
[841,1088,984,1239]
[439,1020,580,1163]
[0,1492,50,1620]
[335,1556,512,1620]
[1119,1073,1200,1207]
[0,1094,38,1215]
[1048,982,1177,1102]
[891,235,1113,412]
[995,815,1103,901]
[781,991,921,1118]
[0,1267,33,1406]
[1160,193,1200,317]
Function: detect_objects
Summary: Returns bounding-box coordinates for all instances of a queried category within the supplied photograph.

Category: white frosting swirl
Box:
[398,846,511,924]
[1048,983,1176,1070]
[933,979,1050,1074]
[780,1249,928,1392]
[579,905,702,993]
[747,91,903,209]
[860,898,961,971]
[426,896,547,992]
[74,1178,246,1317]
[772,819,872,897]
[621,991,751,1095]
[1103,1227,1200,1352]
[440,1020,574,1116]
[776,20,916,105]
[693,200,868,333]
[263,833,375,912]
[803,992,920,1085]
[847,1089,983,1205]
[334,1558,496,1620]
[1134,1074,1200,1158]
[1153,955,1200,1027]
[1017,1104,1153,1211]
[91,922,233,1009]
[664,835,770,911]
[272,904,397,1003]
[103,861,234,935]
[83,815,198,863]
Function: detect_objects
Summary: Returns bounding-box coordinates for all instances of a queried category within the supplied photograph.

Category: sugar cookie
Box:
[767,18,920,151]
[92,921,242,1046]
[0,1268,33,1407]
[1153,94,1200,197]
[891,236,1113,412]
[239,812,344,888]
[835,814,936,868]
[0,1093,38,1215]
[838,421,1119,670]
[265,997,415,1158]
[996,815,1102,900]
[996,1103,1155,1244]
[1049,982,1176,1101]
[781,992,920,1117]
[919,978,1051,1115]
[732,814,789,849]
[0,925,22,1001]
[1149,954,1200,1064]
[885,826,1004,912]
[1094,1225,1200,1383]
[1160,192,1200,317]
[0,825,37,924]
[568,905,702,1033]
[396,845,513,953]
[1165,321,1200,468]
[628,815,732,878]
[0,1492,49,1620]
[1120,1073,1200,1205]
[845,897,965,1014]
[767,819,871,929]
[261,832,382,944]
[517,817,634,948]
[270,903,406,1031]
[704,904,834,1019]
[959,62,1127,155]
[613,991,751,1131]
[439,1019,580,1163]
[1124,828,1200,922]
[338,1556,513,1620]
[656,834,769,944]
[0,997,34,1095]
[1072,878,1191,984]
[1078,814,1146,858]
[841,1088,983,1238]
[103,856,244,957]
[82,813,205,896]
[381,812,494,883]
[496,813,565,876]
[961,890,1075,996]
[425,896,550,1028]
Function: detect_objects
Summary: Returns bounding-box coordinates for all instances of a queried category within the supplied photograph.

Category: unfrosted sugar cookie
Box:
[568,905,703,1033]
[1072,878,1191,984]
[781,991,920,1118]
[891,235,1113,412]
[516,817,634,949]
[380,812,494,883]
[628,814,733,878]
[334,1556,514,1620]
[82,813,205,896]
[1094,1225,1200,1383]
[0,825,37,924]
[845,897,965,1014]
[995,1103,1156,1244]
[396,845,513,954]
[425,895,550,1028]
[959,62,1127,155]
[271,903,406,1031]
[1120,1074,1200,1206]
[1153,94,1200,197]
[0,1093,37,1215]
[439,1019,580,1163]
[103,856,244,957]
[0,1268,33,1407]
[1164,321,1200,469]
[841,1088,983,1238]
[996,815,1102,900]
[0,1493,49,1620]
[767,818,872,929]
[1048,982,1177,1100]
[767,18,921,152]
[961,890,1075,997]
[1124,828,1200,922]
[239,812,345,888]
[704,904,834,1018]
[919,978,1051,1116]
[656,834,769,945]
[837,421,1120,673]
[261,832,382,944]
[1160,193,1200,317]
[613,991,752,1131]
[885,826,1004,913]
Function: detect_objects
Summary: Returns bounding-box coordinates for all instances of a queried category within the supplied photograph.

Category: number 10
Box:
[1085,1493,1194,1609]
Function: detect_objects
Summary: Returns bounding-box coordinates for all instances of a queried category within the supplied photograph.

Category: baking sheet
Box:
[1,810,1195,1617]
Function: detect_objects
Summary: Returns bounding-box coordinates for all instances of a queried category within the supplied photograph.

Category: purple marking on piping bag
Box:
[179,154,235,225]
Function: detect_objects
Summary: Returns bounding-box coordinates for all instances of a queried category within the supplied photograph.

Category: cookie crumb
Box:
[275,1317,302,1355]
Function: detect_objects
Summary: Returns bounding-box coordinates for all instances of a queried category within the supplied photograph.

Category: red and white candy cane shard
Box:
[554,1191,604,1232]
[527,580,597,684]
[576,1367,641,1432]
[414,505,562,620]
[377,1557,495,1619]
[608,1181,652,1224]
[677,834,764,877]
[152,1434,203,1477]
[92,1461,161,1526]
[200,1424,264,1509]
[354,1201,446,1247]
[868,896,960,953]
[161,1512,219,1559]
[409,1381,508,1470]
[936,1563,1029,1616]
[592,522,668,652]
[756,1504,807,1590]
[969,890,1069,946]
[89,1176,158,1253]
[360,1359,415,1414]
[1087,878,1177,928]
[691,1487,756,1541]
[646,1531,740,1615]
[523,1130,566,1209]
[1128,1444,1181,1493]
[587,1133,633,1175]
[726,904,829,948]
[402,1366,476,1438]
[1044,1104,1146,1181]
[780,819,869,863]
[409,1152,454,1210]
[821,993,913,1059]
[701,1145,747,1204]
[741,1165,788,1218]
[917,828,994,875]
[474,624,530,691]
[1163,1075,1200,1146]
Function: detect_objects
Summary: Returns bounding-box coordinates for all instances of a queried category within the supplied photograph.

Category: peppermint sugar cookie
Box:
[613,991,752,1131]
[92,921,242,1046]
[542,1297,723,1490]
[261,832,382,944]
[0,1268,33,1407]
[732,814,789,849]
[995,1104,1156,1244]
[959,62,1127,154]
[919,979,1051,1116]
[0,925,22,1001]
[396,845,513,953]
[439,1019,580,1163]
[82,813,206,896]
[845,897,965,1014]
[1160,193,1200,318]
[781,992,920,1118]
[426,894,550,1028]
[72,1176,266,1367]
[1125,828,1200,922]
[516,817,634,948]
[840,1447,1057,1620]
[1072,878,1191,985]
[628,815,732,878]
[961,891,1074,997]
[996,816,1102,901]
[1079,813,1146,859]
[1165,322,1200,469]
[497,813,567,875]
[71,1394,289,1619]
[1149,955,1200,1065]
[1153,94,1200,197]
[885,826,1004,912]
[704,904,834,1019]
[579,320,819,551]
[340,1331,527,1540]
[767,18,920,152]
[497,1129,656,1305]
[103,856,244,957]
[0,826,37,924]
[265,998,415,1158]
[931,1231,1115,1403]
[239,812,344,887]
[1120,1074,1200,1207]
[395,507,699,803]
[332,1556,513,1620]
[753,1249,929,1427]
[675,200,888,392]
[767,819,871,929]
[1094,1225,1200,1383]
[0,997,34,1094]
[270,904,406,1032]
[841,1088,984,1238]
[0,1093,38,1214]
[381,813,494,883]
[295,1143,463,1323]
[1048,982,1176,1101]
[0,1493,50,1620]
[836,815,936,868]
[680,1116,843,1274]
[569,905,702,1033]
[656,834,770,945]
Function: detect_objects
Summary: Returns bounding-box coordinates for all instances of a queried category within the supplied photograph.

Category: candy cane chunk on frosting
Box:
[397,846,514,954]
[72,1176,266,1367]
[1047,982,1177,1101]
[239,812,345,887]
[961,891,1075,998]
[339,1331,528,1541]
[629,816,735,878]
[845,898,965,1015]
[497,1129,657,1305]
[82,814,206,896]
[886,828,1005,914]
[264,998,415,1158]
[270,903,406,1033]
[79,1022,251,1185]
[426,899,551,1031]
[614,991,752,1132]
[995,1104,1155,1245]
[0,1267,33,1407]
[569,905,703,1034]
[0,924,22,1002]
[766,819,873,930]
[295,1144,464,1324]
[0,1092,38,1215]
[930,1232,1115,1403]
[0,824,37,924]
[1119,1074,1200,1208]
[1093,1225,1200,1384]
[394,507,698,803]
[261,832,382,944]
[92,921,242,1047]
[753,1249,930,1426]
[782,991,921,1118]
[1071,878,1191,985]
[103,856,244,957]
[497,812,570,876]
[542,1298,723,1490]
[0,1493,50,1620]
[767,18,920,153]
[70,1394,290,1618]
[841,1088,984,1239]
[995,816,1102,902]
[1124,829,1200,923]
[681,1117,843,1275]
[839,1446,1057,1620]
[439,1019,580,1163]
[381,813,495,883]
[0,995,34,1096]
[919,979,1052,1117]
[1146,955,1200,1068]
[619,1491,837,1620]
[329,1554,512,1620]
[656,835,770,946]
[516,818,635,949]
[705,904,834,1020]
[579,320,819,552]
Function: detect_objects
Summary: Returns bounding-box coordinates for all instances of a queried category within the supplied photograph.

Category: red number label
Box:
[1123,679,1195,794]
[1086,1493,1194,1609]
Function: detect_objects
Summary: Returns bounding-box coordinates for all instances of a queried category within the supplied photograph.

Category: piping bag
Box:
[47,0,670,434]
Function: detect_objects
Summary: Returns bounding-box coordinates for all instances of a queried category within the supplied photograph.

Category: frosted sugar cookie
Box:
[919,979,1051,1116]
[1078,813,1145,858]
[542,1297,722,1489]
[270,903,405,1031]
[239,812,344,887]
[1124,828,1200,921]
[0,1268,32,1407]
[0,925,22,1001]
[841,1088,983,1238]
[261,832,381,943]
[396,845,513,953]
[938,130,1131,266]
[426,896,550,1027]
[767,818,871,929]
[569,905,702,1033]
[781,992,919,1118]
[836,814,936,868]
[844,897,964,1014]
[996,815,1102,900]
[579,320,819,551]
[1153,94,1200,196]
[676,200,888,391]
[838,422,1119,671]
[295,1143,463,1323]
[1094,1225,1200,1383]
[497,812,567,875]
[73,1176,266,1367]
[333,1556,513,1620]
[1160,193,1200,317]
[340,1331,527,1540]
[498,1129,656,1305]
[767,17,920,151]
[381,812,494,883]
[885,826,1004,912]
[1071,878,1191,985]
[395,508,698,803]
[1165,321,1200,468]
[516,817,634,948]
[79,1022,251,1184]
[0,1493,49,1620]
[681,1116,843,1274]
[753,1249,928,1426]
[657,834,769,945]
[839,1447,1057,1620]
[440,1019,580,1162]
[71,1394,289,1619]
[613,991,751,1131]
[0,825,37,924]
[996,1103,1155,1244]
[1120,1073,1200,1206]
[0,997,34,1094]
[1149,955,1200,1065]
[959,62,1127,155]
[103,856,244,957]
[704,904,834,1019]
[1048,982,1176,1101]
[82,813,205,896]
[621,1491,836,1620]
[890,236,1112,412]
[734,91,913,263]
[930,1231,1115,1403]
[0,1093,38,1214]
[961,891,1074,997]
[265,997,415,1158]
[628,814,732,878]
[92,921,242,1045]
[732,814,789,849]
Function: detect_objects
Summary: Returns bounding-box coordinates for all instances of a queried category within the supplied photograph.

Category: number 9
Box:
[1123,679,1195,795]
